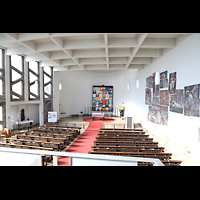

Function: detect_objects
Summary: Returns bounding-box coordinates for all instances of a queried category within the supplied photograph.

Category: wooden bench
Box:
[0,124,82,166]
[91,145,164,153]
[16,134,69,147]
[23,132,70,146]
[94,140,159,146]
[95,137,154,142]
[12,136,62,151]
[40,127,80,137]
[25,131,72,141]
[90,127,182,166]
[44,124,82,135]
[88,151,172,160]
[97,133,149,138]
[97,132,149,137]
[100,129,145,133]
[32,128,77,138]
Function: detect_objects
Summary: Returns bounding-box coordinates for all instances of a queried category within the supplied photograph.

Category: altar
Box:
[92,113,104,121]
[16,120,34,131]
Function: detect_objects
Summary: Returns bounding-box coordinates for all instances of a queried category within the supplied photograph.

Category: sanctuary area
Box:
[0,33,199,166]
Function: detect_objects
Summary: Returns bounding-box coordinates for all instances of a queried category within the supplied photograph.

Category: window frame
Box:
[43,66,53,123]
[10,54,25,101]
[28,61,40,101]
[0,49,6,130]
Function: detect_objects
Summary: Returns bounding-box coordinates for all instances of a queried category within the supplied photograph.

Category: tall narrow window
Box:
[43,66,53,123]
[43,66,53,99]
[0,49,6,131]
[10,55,24,101]
[28,61,40,100]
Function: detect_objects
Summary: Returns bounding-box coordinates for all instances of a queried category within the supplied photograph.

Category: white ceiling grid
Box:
[0,33,191,71]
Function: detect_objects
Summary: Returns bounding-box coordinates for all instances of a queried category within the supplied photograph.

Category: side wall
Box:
[133,33,200,161]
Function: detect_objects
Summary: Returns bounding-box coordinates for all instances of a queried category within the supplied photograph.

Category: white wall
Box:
[0,151,42,166]
[133,33,200,162]
[10,104,39,129]
[58,69,138,117]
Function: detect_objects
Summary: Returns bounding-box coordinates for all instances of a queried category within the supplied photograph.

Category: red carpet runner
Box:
[57,117,115,166]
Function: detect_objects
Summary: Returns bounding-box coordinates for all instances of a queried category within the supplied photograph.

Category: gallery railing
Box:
[0,147,164,166]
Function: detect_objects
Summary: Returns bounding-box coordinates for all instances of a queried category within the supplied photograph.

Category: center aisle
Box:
[57,117,115,166]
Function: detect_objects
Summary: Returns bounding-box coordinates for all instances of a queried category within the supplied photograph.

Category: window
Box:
[10,55,24,101]
[28,61,40,100]
[0,49,6,131]
[43,66,53,99]
[43,66,53,123]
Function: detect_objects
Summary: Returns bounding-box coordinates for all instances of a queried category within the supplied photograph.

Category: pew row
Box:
[89,127,182,166]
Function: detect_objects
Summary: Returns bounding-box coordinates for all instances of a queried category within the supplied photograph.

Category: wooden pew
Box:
[43,124,81,135]
[88,151,172,160]
[12,136,61,151]
[92,128,182,166]
[162,160,182,166]
[38,127,79,137]
[94,140,159,146]
[98,132,148,137]
[95,137,154,142]
[99,129,146,134]
[15,134,67,148]
[1,141,53,151]
[32,128,77,139]
[91,145,164,153]
[97,133,149,138]
[25,131,72,141]
[41,126,80,136]
[20,132,69,146]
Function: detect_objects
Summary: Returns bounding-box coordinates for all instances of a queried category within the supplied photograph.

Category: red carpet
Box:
[57,117,115,166]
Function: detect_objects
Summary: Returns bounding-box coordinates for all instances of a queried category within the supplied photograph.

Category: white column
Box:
[5,54,11,129]
[39,64,44,126]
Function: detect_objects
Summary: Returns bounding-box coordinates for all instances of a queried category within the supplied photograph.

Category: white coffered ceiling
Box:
[0,33,191,71]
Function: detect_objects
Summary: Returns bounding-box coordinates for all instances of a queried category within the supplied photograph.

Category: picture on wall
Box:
[160,90,169,106]
[152,85,160,106]
[146,76,153,88]
[170,89,184,114]
[160,70,168,89]
[148,106,161,124]
[160,106,168,126]
[145,88,152,105]
[92,85,113,112]
[184,84,200,117]
[148,105,168,126]
[169,72,176,94]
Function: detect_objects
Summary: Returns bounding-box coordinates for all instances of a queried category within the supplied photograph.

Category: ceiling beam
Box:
[4,33,18,40]
[125,33,148,69]
[104,34,109,69]
[3,33,62,68]
[47,33,85,70]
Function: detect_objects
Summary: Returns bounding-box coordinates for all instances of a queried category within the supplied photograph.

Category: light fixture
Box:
[59,83,62,90]
[59,72,62,90]
[136,80,139,89]
[127,83,130,90]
